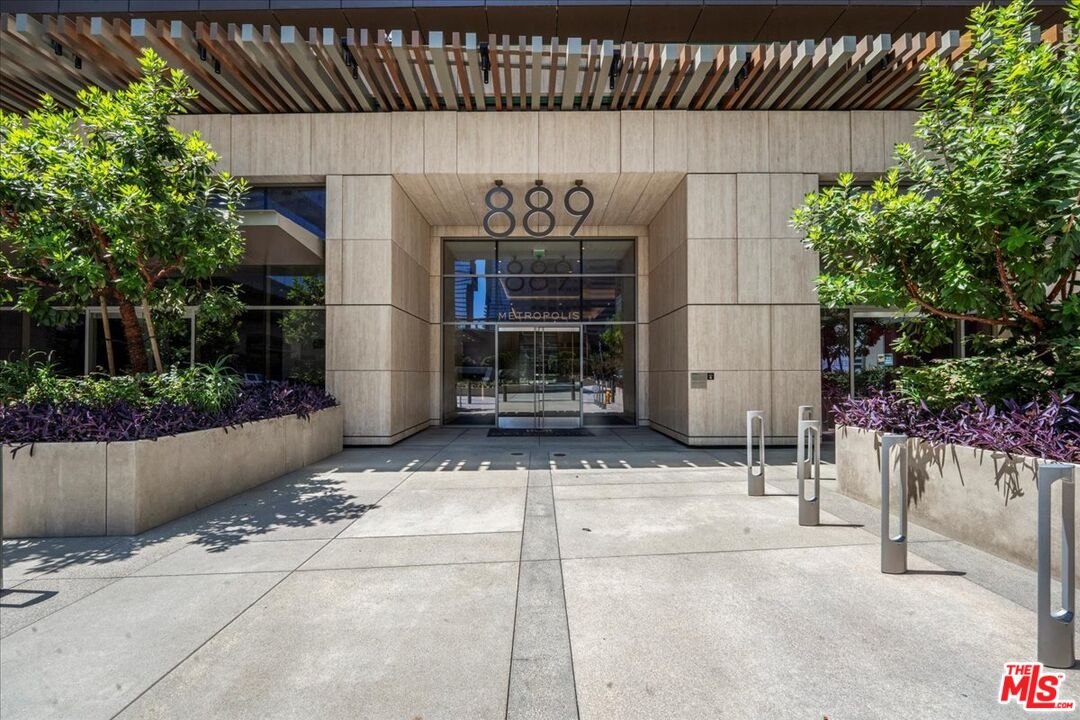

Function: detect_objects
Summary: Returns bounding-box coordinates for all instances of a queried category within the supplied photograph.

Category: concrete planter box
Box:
[2,406,343,538]
[836,425,1076,576]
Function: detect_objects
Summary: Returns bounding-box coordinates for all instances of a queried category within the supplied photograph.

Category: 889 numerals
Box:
[483,183,594,238]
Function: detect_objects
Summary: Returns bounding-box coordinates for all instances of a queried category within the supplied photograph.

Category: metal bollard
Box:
[798,405,814,465]
[746,410,766,496]
[880,434,908,574]
[1038,463,1076,669]
[797,419,821,526]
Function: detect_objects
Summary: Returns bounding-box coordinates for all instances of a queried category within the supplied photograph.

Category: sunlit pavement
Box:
[1,427,1074,719]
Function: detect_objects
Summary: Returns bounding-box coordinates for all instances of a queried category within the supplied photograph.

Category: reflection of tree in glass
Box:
[153,284,244,368]
[587,326,623,406]
[555,348,576,378]
[195,286,245,364]
[820,310,885,372]
[280,276,325,386]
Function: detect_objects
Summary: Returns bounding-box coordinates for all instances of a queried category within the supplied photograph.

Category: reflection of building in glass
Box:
[486,277,511,320]
[453,261,473,320]
[442,239,636,428]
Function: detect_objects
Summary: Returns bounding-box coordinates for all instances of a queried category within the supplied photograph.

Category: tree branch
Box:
[993,231,1046,330]
[150,265,178,285]
[899,260,1018,328]
[1048,265,1078,303]
[0,205,19,229]
[1,271,53,288]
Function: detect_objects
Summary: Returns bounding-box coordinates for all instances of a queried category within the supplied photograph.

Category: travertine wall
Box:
[324,175,433,445]
[172,110,919,446]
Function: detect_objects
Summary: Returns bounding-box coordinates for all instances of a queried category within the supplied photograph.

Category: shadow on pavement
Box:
[2,468,376,576]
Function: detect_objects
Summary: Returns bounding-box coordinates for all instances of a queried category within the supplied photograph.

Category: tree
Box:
[792,0,1080,356]
[0,49,246,374]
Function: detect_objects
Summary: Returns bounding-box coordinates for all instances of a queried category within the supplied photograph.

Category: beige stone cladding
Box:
[174,111,919,445]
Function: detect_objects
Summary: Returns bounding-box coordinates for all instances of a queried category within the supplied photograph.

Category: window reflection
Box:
[1,311,86,375]
[583,277,634,322]
[242,187,327,238]
[582,240,635,274]
[225,308,325,384]
[443,241,495,275]
[851,316,956,397]
[441,239,637,426]
[820,308,965,428]
[583,324,635,425]
[442,324,496,424]
[497,240,580,274]
[442,240,636,323]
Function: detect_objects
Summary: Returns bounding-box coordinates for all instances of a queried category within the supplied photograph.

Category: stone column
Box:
[325,175,433,445]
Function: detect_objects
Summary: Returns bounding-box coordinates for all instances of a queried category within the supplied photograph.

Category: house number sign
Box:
[483,181,594,238]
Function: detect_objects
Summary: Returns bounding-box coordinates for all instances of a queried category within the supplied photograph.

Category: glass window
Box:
[443,276,585,322]
[443,276,503,322]
[444,241,496,275]
[219,308,325,384]
[243,187,327,238]
[498,276,582,322]
[442,324,496,424]
[273,308,325,385]
[229,309,272,381]
[33,316,85,376]
[497,240,580,274]
[583,324,636,425]
[216,266,267,305]
[267,266,325,306]
[0,311,22,362]
[582,277,635,322]
[0,311,84,372]
[820,309,851,429]
[442,239,636,277]
[850,314,957,397]
[582,240,635,274]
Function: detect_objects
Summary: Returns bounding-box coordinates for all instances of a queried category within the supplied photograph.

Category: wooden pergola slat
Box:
[0,14,1065,115]
[428,31,458,111]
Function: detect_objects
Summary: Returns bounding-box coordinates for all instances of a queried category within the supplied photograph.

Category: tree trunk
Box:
[141,296,164,373]
[97,295,116,376]
[117,299,149,373]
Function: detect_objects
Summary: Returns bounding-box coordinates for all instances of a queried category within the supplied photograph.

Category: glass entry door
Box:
[497,326,581,428]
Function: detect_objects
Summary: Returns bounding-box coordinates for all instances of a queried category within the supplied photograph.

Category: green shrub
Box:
[1,355,242,412]
[145,360,241,412]
[854,366,898,395]
[0,352,58,404]
[895,341,1080,408]
[26,374,146,408]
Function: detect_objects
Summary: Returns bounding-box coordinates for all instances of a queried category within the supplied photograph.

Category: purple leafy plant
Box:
[0,382,336,448]
[833,391,1080,463]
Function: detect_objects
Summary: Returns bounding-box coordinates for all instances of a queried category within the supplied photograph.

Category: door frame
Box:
[495,323,583,429]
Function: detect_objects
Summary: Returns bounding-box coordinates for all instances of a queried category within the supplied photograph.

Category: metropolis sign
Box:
[497,308,582,322]
[483,181,594,238]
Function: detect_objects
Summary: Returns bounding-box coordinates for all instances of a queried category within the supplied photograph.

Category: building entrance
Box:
[442,238,636,427]
[496,325,581,429]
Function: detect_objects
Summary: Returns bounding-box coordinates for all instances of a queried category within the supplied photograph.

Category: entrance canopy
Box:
[0,12,1068,115]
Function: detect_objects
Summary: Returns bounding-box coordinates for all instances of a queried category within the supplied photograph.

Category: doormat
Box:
[488,428,594,437]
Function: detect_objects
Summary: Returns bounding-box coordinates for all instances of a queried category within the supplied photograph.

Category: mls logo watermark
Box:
[999,663,1076,711]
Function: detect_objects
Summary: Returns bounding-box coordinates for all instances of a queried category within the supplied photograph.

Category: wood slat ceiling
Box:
[0,13,1067,114]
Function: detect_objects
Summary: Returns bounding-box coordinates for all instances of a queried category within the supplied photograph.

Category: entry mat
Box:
[488,428,595,437]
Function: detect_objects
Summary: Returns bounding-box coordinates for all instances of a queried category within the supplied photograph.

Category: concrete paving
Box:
[1,426,1075,719]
